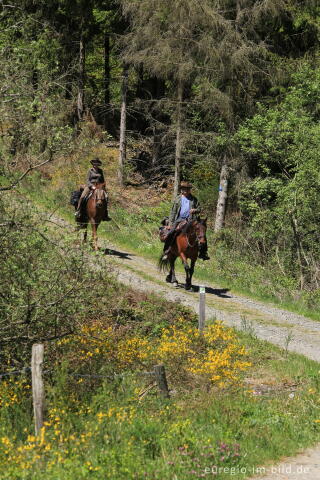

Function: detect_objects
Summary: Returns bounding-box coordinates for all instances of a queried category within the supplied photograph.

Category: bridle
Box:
[90,184,105,207]
[185,220,206,248]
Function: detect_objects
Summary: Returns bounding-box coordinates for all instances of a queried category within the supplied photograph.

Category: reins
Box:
[184,220,205,249]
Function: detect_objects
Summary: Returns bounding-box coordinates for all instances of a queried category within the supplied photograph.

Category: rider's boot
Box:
[75,207,81,219]
[198,244,210,261]
[162,231,174,260]
[104,208,112,221]
[75,198,83,219]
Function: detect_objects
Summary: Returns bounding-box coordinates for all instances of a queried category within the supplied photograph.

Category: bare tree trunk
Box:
[214,156,228,232]
[173,79,183,198]
[104,32,110,130]
[31,68,38,121]
[118,64,129,186]
[152,126,161,167]
[77,34,85,121]
[290,213,308,290]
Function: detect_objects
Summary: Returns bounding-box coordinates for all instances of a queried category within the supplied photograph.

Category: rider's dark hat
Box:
[90,157,102,166]
[180,181,192,189]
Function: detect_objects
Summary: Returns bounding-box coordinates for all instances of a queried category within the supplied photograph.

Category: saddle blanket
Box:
[158,220,187,242]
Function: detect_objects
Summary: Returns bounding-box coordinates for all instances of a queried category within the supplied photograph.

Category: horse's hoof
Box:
[172,282,179,288]
[185,284,192,291]
[165,276,172,283]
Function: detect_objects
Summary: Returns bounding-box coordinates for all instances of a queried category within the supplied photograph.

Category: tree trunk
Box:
[290,213,308,290]
[173,79,183,199]
[214,157,229,232]
[104,32,110,130]
[77,34,85,121]
[118,64,129,186]
[152,126,161,167]
[31,68,38,121]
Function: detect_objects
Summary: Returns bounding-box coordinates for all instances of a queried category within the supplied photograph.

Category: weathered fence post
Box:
[199,286,206,333]
[153,364,170,398]
[31,343,44,435]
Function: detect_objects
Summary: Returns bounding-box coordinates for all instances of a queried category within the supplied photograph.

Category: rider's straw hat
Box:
[180,181,192,189]
[90,157,102,166]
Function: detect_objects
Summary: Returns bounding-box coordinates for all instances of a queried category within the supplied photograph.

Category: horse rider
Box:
[75,157,111,220]
[162,181,210,261]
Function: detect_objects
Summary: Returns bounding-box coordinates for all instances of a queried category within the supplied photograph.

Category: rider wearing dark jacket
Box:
[162,181,209,260]
[169,190,201,224]
[75,158,111,220]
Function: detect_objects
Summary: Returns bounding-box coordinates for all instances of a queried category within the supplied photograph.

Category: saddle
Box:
[159,219,187,243]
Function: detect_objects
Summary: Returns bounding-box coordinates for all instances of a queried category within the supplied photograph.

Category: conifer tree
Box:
[119,0,288,206]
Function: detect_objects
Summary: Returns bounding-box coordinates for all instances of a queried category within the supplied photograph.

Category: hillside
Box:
[1,191,320,479]
[1,1,320,478]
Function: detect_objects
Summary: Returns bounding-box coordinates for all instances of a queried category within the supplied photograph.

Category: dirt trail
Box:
[104,242,320,480]
[52,215,320,479]
[103,243,320,363]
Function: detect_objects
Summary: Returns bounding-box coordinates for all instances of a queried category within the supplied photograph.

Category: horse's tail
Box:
[158,255,170,272]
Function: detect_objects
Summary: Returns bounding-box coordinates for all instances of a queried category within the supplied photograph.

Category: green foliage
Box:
[0,203,91,362]
[234,64,320,288]
[0,335,320,479]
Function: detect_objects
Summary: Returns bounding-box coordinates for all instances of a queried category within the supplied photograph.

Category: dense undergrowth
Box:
[1,193,320,479]
[1,2,320,477]
[1,329,320,479]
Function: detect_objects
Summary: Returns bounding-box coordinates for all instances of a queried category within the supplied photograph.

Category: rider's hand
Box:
[190,209,196,214]
[92,186,96,190]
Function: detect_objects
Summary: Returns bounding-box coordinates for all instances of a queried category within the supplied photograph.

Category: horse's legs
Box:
[180,252,191,290]
[166,257,178,286]
[170,257,178,286]
[90,221,98,251]
[82,223,88,244]
[189,258,196,290]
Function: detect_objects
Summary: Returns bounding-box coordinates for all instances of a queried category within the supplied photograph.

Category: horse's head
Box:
[194,218,207,246]
[93,183,106,208]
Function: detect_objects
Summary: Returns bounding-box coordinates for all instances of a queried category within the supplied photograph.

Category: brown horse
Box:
[77,183,108,250]
[159,219,207,290]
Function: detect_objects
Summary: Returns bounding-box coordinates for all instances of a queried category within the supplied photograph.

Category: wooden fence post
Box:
[199,286,206,333]
[153,365,170,398]
[31,344,45,435]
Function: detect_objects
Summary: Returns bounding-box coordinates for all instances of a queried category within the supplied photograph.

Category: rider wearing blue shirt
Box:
[162,181,210,261]
[178,195,191,220]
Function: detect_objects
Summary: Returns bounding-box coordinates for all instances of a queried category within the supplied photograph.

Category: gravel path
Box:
[49,214,320,480]
[103,244,320,363]
[104,244,320,480]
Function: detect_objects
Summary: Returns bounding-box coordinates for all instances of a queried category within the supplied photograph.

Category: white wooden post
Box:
[199,286,206,333]
[31,344,45,435]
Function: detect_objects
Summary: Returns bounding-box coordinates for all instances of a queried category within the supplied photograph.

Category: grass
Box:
[1,329,320,480]
[2,176,320,479]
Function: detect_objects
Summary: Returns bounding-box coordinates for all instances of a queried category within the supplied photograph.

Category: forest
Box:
[0,1,320,479]
[1,0,320,298]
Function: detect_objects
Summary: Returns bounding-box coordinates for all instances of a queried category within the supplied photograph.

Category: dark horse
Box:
[158,219,207,290]
[77,183,108,251]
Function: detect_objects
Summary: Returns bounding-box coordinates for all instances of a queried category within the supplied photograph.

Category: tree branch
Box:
[0,152,53,191]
